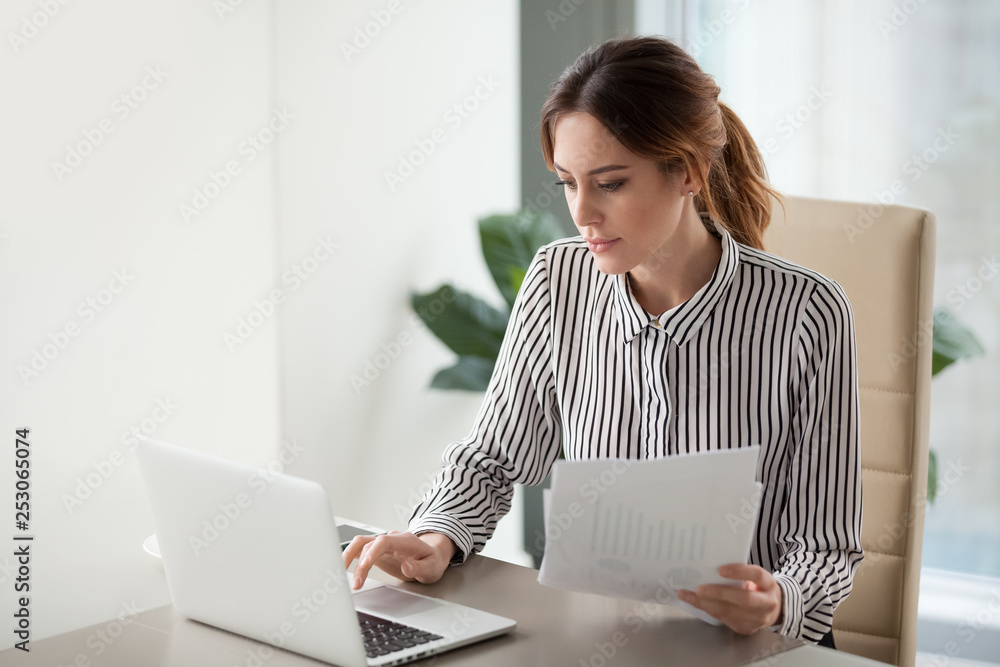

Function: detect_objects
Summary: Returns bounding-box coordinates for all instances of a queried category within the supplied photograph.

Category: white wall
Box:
[0,0,524,649]
[0,0,281,646]
[272,0,526,559]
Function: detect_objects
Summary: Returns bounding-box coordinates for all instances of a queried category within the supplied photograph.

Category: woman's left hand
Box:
[677,564,783,635]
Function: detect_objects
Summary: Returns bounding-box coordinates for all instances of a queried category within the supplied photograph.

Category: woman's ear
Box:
[682,161,711,197]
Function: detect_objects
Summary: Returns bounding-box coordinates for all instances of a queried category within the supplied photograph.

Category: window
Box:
[659,0,1000,580]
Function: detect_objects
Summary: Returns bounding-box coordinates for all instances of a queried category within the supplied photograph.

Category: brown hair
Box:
[539,35,782,250]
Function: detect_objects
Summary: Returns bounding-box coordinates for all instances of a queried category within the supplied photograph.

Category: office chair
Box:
[762,195,936,666]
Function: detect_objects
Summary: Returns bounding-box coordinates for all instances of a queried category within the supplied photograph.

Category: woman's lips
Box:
[586,238,619,253]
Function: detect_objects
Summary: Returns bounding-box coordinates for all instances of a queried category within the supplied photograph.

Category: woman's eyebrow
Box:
[553,162,630,176]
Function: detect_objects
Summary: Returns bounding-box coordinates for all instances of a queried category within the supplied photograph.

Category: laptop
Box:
[135,436,516,666]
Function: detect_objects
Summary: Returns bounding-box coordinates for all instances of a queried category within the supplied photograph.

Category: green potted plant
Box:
[410,208,565,390]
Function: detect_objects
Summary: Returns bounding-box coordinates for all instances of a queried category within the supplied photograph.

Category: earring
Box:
[687,191,694,197]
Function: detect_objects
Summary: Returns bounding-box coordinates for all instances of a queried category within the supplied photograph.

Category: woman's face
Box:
[551,111,692,276]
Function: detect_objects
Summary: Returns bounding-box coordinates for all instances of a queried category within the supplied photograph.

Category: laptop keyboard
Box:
[358,611,443,659]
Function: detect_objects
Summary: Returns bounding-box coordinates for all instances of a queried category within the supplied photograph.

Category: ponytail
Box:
[700,101,784,250]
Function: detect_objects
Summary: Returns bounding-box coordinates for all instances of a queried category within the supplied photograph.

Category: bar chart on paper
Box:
[589,498,707,565]
[584,496,712,598]
[538,447,763,614]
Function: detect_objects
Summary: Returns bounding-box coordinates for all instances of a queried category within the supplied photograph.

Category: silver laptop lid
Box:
[136,436,369,667]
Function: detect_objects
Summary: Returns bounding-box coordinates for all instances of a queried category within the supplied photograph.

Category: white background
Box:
[0,0,524,647]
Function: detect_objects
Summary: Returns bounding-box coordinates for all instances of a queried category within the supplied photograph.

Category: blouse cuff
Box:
[772,572,804,639]
[408,512,475,566]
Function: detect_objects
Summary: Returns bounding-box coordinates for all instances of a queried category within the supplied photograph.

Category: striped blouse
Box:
[408,213,864,642]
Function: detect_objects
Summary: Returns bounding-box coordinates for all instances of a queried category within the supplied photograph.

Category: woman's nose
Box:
[572,188,601,228]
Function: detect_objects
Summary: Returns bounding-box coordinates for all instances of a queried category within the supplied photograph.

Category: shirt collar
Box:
[613,213,740,346]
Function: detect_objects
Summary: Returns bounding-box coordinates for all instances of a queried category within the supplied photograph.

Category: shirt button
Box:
[652,319,661,329]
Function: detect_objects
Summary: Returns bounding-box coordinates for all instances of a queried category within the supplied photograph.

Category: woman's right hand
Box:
[343,530,457,590]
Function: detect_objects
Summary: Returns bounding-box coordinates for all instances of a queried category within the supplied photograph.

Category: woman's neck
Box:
[627,209,723,317]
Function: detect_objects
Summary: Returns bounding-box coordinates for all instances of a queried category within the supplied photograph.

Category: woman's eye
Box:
[554,180,624,193]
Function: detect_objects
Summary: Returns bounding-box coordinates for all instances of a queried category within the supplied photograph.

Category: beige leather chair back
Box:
[762,195,936,666]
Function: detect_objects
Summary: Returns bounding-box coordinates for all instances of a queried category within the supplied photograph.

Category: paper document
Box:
[537,446,763,624]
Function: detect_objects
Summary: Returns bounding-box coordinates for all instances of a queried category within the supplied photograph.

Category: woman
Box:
[345,35,863,647]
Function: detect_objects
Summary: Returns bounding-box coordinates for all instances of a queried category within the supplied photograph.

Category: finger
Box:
[342,535,377,570]
[718,563,775,590]
[699,585,777,620]
[694,583,756,608]
[678,589,731,619]
[679,591,758,635]
[352,535,395,589]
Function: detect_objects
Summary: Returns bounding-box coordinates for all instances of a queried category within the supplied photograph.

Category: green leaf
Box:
[508,267,527,296]
[927,309,983,503]
[927,448,938,505]
[480,209,564,308]
[430,356,496,391]
[932,307,985,376]
[410,285,510,360]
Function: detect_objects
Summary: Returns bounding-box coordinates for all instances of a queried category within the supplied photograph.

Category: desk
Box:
[1,553,883,666]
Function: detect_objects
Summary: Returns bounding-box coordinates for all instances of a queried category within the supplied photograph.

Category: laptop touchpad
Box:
[353,586,446,618]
